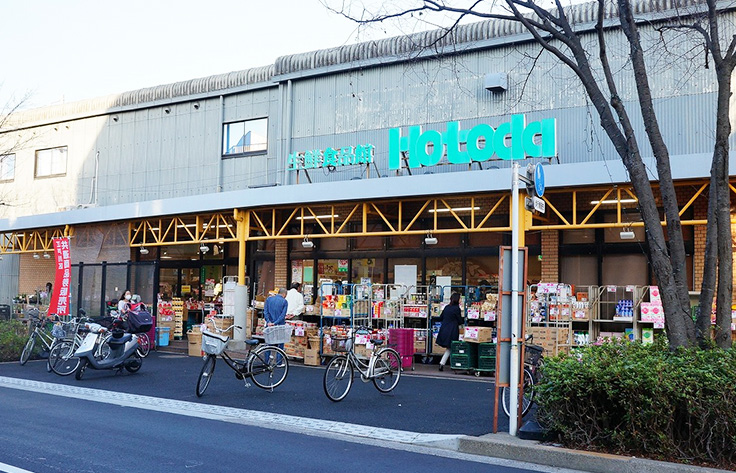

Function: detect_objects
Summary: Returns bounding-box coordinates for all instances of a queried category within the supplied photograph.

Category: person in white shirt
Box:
[117,290,132,315]
[285,282,305,320]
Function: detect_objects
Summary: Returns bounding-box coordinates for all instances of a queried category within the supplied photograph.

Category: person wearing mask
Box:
[435,292,464,371]
[118,290,132,315]
[263,287,288,364]
[285,282,305,320]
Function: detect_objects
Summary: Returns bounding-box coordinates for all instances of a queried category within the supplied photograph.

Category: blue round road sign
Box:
[534,163,545,197]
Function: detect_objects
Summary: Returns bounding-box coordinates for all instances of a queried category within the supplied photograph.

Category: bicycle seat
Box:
[244,339,260,346]
[370,339,384,346]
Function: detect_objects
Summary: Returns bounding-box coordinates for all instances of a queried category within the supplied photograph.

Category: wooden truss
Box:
[0,227,70,254]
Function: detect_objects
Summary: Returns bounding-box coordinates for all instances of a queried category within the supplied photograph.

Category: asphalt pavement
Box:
[0,351,505,436]
[1,352,732,473]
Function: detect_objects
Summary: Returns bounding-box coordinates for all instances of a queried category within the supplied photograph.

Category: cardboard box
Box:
[304,347,320,366]
[463,326,493,343]
[187,331,202,357]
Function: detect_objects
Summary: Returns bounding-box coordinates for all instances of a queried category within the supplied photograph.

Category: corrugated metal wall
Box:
[0,254,20,306]
[0,12,729,212]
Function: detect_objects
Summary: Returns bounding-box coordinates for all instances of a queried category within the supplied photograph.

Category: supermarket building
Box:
[0,0,734,345]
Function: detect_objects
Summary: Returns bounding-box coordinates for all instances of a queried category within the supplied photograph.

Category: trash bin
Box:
[0,304,10,321]
[157,327,171,347]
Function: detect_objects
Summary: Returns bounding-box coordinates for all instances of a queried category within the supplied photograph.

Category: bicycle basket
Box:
[51,323,66,339]
[202,330,229,355]
[331,337,350,352]
[524,344,544,365]
[263,324,293,345]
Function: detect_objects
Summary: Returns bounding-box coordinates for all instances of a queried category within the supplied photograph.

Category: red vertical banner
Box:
[48,237,72,316]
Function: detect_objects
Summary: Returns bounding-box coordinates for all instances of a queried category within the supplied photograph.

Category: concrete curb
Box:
[457,433,733,473]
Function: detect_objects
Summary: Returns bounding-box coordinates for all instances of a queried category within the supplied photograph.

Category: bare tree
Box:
[323,0,733,348]
[0,90,32,214]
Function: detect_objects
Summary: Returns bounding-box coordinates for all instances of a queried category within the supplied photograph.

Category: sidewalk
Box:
[454,432,732,473]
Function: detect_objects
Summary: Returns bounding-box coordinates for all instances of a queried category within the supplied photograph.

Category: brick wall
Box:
[19,253,56,295]
[693,198,707,290]
[274,240,288,290]
[541,230,559,282]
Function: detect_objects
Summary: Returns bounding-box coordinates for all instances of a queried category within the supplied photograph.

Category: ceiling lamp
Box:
[33,253,40,259]
[424,232,438,245]
[302,237,314,249]
[139,247,149,255]
[200,243,210,253]
[43,252,51,259]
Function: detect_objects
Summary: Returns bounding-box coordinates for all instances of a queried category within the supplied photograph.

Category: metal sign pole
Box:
[509,163,521,436]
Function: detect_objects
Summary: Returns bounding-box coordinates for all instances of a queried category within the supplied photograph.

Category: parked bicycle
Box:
[323,326,402,402]
[47,315,88,376]
[20,309,56,366]
[502,338,544,418]
[195,318,291,397]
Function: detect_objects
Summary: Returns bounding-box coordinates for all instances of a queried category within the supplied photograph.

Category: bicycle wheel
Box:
[136,333,150,358]
[249,346,289,390]
[196,355,216,397]
[372,348,402,393]
[48,340,81,376]
[20,333,36,365]
[502,367,535,418]
[323,355,354,402]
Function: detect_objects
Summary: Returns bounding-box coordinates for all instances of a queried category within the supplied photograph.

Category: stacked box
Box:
[477,356,496,371]
[478,342,496,357]
[451,340,479,358]
[450,354,476,369]
[463,326,493,343]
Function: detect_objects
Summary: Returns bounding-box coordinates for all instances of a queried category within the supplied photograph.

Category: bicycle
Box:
[47,316,88,376]
[195,318,291,397]
[136,332,151,357]
[20,310,57,366]
[323,326,402,402]
[501,338,544,418]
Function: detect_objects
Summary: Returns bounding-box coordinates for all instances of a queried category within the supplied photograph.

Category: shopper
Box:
[285,282,305,320]
[118,290,132,315]
[435,292,464,371]
[263,287,288,363]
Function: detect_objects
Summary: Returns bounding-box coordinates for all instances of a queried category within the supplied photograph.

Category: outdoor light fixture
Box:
[43,252,50,259]
[424,232,438,245]
[620,227,635,240]
[33,253,40,259]
[200,244,209,253]
[139,247,149,255]
[302,237,314,249]
[590,199,637,205]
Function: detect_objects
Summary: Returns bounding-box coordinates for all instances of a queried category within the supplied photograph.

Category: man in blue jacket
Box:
[263,287,288,364]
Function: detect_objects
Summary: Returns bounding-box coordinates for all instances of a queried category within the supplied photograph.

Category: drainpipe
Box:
[217,95,224,192]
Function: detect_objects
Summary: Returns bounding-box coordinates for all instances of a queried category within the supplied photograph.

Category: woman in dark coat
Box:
[436,292,464,371]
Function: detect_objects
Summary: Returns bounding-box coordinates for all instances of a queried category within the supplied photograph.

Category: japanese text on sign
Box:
[49,237,72,316]
[287,144,374,171]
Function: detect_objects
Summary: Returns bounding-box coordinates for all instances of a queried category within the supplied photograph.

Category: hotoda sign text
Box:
[388,114,556,170]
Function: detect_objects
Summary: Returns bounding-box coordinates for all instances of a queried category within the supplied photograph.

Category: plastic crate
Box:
[478,342,496,357]
[477,355,496,371]
[451,340,478,358]
[450,354,477,369]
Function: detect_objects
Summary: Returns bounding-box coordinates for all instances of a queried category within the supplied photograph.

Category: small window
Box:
[0,154,15,181]
[222,118,267,156]
[35,147,67,178]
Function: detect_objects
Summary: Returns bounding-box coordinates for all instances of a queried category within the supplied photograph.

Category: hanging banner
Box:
[48,237,72,316]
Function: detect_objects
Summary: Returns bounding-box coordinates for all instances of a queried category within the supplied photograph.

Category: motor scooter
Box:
[74,322,143,380]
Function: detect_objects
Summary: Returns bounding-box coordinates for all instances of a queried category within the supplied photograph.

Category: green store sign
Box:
[388,114,556,170]
[288,145,374,171]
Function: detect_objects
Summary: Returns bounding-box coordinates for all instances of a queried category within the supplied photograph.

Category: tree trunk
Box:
[696,178,718,347]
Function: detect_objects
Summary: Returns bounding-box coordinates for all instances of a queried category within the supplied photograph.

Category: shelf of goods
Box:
[527,283,664,356]
[171,297,184,338]
[428,284,498,363]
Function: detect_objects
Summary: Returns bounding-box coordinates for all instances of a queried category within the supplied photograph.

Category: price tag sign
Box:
[625,285,636,293]
[607,285,617,293]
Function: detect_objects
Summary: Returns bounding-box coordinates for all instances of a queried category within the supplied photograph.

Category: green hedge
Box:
[536,339,736,468]
[0,320,29,362]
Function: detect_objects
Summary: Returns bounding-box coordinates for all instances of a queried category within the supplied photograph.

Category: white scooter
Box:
[74,322,143,380]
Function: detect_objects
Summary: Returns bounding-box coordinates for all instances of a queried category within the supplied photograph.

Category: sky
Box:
[0,0,433,111]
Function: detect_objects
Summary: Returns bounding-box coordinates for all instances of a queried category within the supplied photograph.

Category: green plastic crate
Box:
[478,343,496,357]
[451,341,478,357]
[450,354,477,369]
[477,355,496,371]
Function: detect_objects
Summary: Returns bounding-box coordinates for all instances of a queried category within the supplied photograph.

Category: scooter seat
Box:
[108,333,133,346]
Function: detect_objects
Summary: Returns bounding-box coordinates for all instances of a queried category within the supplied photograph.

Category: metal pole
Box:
[509,162,520,436]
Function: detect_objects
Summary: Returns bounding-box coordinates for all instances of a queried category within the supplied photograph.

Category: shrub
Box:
[0,320,29,362]
[536,338,736,468]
